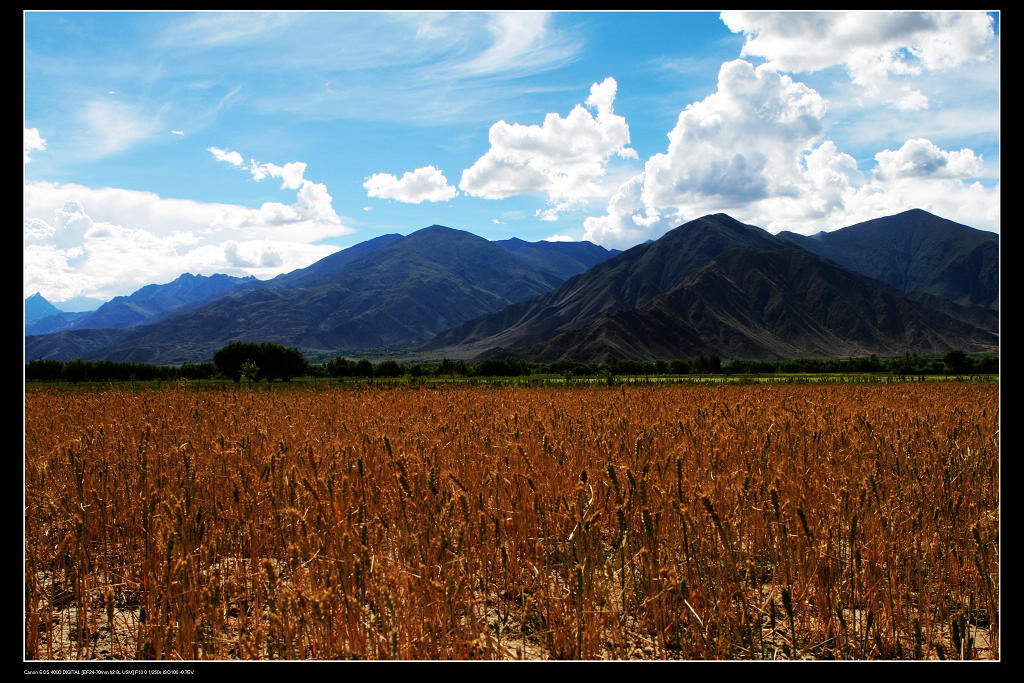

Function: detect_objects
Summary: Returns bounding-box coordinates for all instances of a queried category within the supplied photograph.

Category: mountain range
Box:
[776,209,998,309]
[423,213,788,355]
[25,292,66,325]
[25,228,619,365]
[25,273,256,336]
[24,209,998,365]
[483,246,997,363]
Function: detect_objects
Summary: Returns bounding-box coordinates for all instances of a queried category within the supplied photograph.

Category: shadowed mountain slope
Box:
[421,213,789,354]
[24,293,64,323]
[24,210,999,366]
[261,233,405,290]
[27,226,568,364]
[485,247,998,363]
[777,208,998,309]
[494,238,620,282]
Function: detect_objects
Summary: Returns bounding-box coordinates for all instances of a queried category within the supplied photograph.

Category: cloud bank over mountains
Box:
[580,56,997,246]
[24,11,998,305]
[24,146,353,303]
[366,12,997,247]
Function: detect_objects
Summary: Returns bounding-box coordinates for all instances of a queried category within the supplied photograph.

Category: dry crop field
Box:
[24,380,998,660]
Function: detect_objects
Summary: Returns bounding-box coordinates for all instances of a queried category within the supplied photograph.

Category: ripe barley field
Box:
[24,380,998,660]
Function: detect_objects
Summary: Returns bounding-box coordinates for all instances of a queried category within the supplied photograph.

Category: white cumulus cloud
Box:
[23,178,353,303]
[873,138,984,181]
[460,77,638,217]
[721,11,995,109]
[210,146,309,190]
[249,159,307,190]
[581,59,997,245]
[206,147,343,226]
[582,173,664,248]
[642,59,828,212]
[25,127,46,163]
[363,165,457,203]
[208,146,244,167]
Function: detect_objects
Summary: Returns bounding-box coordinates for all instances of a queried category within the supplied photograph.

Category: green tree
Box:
[61,358,89,383]
[255,342,309,381]
[213,341,261,382]
[375,359,403,378]
[212,341,308,382]
[355,359,374,377]
[943,348,972,374]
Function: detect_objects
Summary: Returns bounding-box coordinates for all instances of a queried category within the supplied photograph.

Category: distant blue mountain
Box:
[25,292,64,323]
[25,273,256,336]
[61,225,574,364]
[493,238,620,282]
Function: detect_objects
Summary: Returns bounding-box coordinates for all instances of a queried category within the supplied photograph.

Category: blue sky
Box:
[24,11,999,309]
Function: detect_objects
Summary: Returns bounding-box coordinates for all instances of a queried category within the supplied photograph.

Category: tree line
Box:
[25,342,997,384]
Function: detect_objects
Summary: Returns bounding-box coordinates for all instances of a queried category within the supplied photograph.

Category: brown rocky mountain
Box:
[481,247,998,363]
[422,213,787,355]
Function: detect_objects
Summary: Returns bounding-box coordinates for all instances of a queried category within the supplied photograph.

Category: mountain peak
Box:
[405,224,482,242]
[776,209,997,309]
[25,292,66,324]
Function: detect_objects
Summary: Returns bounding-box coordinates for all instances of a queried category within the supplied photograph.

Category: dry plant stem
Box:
[24,380,998,660]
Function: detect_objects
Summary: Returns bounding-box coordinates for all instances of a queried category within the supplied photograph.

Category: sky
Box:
[24,10,1000,310]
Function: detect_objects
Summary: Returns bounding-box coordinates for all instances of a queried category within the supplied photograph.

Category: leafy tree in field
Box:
[355,359,374,377]
[212,341,308,382]
[255,342,309,381]
[325,357,358,377]
[213,342,262,382]
[241,360,260,381]
[436,358,467,377]
[178,362,217,380]
[692,354,722,374]
[943,349,973,374]
[475,358,530,377]
[974,355,998,373]
[375,359,403,378]
[670,359,691,375]
[61,358,89,383]
[25,359,64,381]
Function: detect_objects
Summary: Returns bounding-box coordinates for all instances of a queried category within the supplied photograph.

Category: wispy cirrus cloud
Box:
[154,11,585,126]
[76,97,160,159]
[159,11,300,49]
[437,11,583,79]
